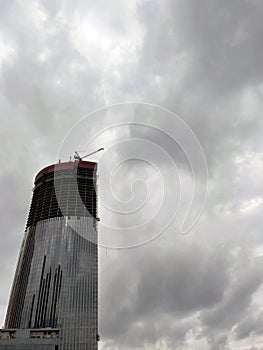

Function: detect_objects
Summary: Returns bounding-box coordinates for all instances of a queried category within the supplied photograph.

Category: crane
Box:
[73,147,104,161]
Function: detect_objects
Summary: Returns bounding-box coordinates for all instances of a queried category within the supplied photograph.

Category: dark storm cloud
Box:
[129,0,263,163]
[202,259,263,330]
[1,1,263,349]
[137,0,263,92]
[97,1,263,348]
[99,229,263,348]
[235,310,263,340]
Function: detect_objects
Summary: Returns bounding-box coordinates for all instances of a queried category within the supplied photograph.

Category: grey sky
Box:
[1,1,263,349]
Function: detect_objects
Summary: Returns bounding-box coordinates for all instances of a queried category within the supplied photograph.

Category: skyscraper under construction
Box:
[0,160,99,350]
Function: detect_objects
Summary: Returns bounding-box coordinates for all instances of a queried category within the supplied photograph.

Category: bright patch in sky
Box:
[240,196,263,213]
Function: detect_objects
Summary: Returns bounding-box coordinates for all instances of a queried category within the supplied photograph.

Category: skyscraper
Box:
[0,160,99,350]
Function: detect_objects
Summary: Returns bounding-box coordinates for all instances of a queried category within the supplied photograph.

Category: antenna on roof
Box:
[73,147,105,161]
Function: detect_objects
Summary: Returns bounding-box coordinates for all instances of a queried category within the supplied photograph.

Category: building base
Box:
[0,328,60,349]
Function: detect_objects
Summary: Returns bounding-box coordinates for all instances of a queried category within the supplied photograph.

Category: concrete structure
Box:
[0,328,60,349]
[0,161,99,350]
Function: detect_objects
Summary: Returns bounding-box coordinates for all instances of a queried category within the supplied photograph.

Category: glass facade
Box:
[1,161,99,350]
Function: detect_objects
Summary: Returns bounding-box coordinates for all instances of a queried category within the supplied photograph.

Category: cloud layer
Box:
[1,1,263,349]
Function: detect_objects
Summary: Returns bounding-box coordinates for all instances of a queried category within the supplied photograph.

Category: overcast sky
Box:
[1,1,263,349]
